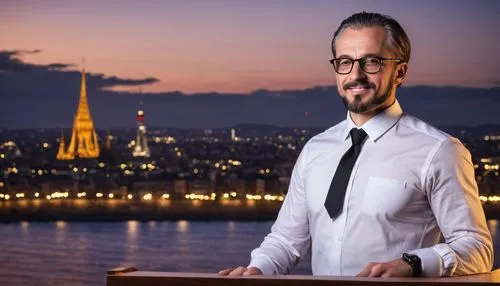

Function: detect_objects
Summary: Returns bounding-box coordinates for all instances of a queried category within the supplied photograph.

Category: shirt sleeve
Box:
[409,138,493,276]
[247,144,311,274]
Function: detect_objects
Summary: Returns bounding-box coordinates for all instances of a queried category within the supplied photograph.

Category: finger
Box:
[368,264,385,277]
[228,266,247,276]
[380,270,394,278]
[356,262,376,277]
[243,267,262,276]
[218,268,234,276]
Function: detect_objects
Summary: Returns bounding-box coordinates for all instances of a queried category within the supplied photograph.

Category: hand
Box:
[356,259,413,278]
[218,266,262,276]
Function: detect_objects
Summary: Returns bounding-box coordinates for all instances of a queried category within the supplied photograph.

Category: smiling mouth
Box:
[347,86,371,93]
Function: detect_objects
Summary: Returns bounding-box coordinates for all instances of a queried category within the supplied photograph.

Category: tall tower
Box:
[57,68,100,160]
[231,128,236,141]
[132,109,150,157]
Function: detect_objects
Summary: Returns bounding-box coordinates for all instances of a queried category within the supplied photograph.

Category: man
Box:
[219,12,493,277]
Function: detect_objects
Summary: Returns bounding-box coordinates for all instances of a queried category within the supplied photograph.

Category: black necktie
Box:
[324,128,368,219]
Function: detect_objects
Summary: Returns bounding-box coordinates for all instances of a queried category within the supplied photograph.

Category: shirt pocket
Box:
[361,176,410,216]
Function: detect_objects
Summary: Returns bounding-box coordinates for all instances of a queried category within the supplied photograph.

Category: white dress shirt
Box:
[248,100,493,276]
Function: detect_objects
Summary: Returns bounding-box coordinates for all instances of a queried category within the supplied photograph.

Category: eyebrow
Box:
[335,53,383,59]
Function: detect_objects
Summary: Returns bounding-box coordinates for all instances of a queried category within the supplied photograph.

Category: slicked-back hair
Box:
[331,12,411,63]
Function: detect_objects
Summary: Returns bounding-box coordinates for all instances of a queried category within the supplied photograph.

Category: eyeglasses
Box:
[329,56,405,75]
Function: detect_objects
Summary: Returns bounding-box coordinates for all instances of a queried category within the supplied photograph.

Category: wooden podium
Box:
[107,267,500,286]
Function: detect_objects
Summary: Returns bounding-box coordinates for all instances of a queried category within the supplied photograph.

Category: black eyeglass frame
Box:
[329,56,406,74]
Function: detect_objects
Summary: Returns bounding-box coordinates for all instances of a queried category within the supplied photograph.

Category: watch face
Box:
[407,254,421,263]
[403,253,422,277]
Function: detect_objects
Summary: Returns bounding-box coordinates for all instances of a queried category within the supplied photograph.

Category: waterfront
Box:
[0,220,499,286]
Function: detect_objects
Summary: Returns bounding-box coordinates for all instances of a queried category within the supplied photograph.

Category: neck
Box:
[349,111,376,126]
[349,98,396,126]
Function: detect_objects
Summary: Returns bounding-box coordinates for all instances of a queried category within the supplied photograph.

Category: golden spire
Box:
[56,129,73,160]
[57,65,100,160]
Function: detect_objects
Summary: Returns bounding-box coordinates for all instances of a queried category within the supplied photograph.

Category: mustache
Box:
[343,80,376,90]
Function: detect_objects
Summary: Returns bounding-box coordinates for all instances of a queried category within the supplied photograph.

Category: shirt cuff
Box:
[408,247,443,277]
[431,243,458,276]
[248,255,278,275]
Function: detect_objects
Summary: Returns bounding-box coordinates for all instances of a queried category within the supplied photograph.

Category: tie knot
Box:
[349,128,368,146]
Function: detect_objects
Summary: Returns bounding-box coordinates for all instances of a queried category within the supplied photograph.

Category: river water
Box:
[0,220,498,286]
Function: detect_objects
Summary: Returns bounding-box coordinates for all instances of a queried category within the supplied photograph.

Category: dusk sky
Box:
[2,0,500,93]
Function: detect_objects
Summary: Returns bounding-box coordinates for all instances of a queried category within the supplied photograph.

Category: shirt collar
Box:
[343,100,403,143]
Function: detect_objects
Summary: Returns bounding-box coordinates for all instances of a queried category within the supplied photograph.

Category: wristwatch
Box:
[402,253,422,277]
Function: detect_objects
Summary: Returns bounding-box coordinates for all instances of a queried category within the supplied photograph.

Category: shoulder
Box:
[398,114,454,143]
[296,120,347,166]
[303,120,347,152]
[400,114,471,167]
[398,113,468,151]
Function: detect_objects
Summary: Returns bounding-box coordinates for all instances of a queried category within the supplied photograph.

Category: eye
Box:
[337,58,352,66]
[363,57,380,66]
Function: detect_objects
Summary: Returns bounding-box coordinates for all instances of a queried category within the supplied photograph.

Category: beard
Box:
[340,75,395,114]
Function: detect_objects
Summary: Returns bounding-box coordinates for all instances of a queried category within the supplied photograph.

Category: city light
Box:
[49,192,69,199]
[184,193,215,201]
[162,194,170,199]
[143,193,153,200]
[246,194,262,200]
[127,194,133,200]
[231,160,242,166]
[35,192,39,197]
[4,194,10,200]
[108,193,114,198]
[480,195,500,203]
[96,193,103,198]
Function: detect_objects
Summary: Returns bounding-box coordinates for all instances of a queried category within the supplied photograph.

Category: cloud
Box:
[91,74,159,89]
[46,63,74,70]
[0,49,160,88]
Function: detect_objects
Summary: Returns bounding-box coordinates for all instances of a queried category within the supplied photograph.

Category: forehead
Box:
[335,26,389,57]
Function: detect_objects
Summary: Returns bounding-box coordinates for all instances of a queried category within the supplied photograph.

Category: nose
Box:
[349,61,367,81]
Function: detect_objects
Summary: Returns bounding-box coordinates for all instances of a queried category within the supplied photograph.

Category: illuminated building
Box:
[231,128,236,141]
[57,68,100,160]
[132,110,150,157]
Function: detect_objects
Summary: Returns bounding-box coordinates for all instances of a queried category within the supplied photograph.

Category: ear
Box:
[394,62,408,86]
